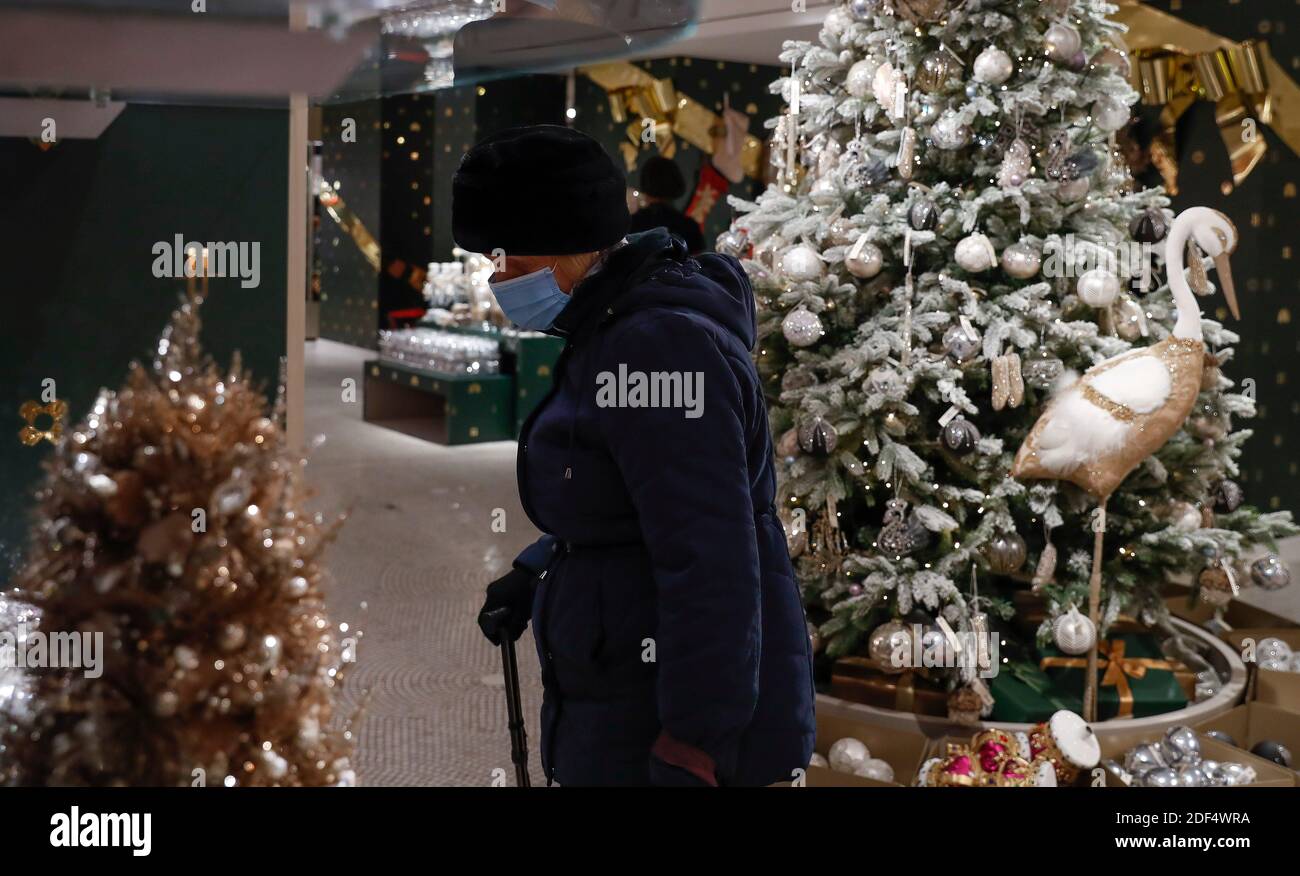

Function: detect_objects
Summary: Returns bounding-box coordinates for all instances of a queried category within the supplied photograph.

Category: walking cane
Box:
[485,607,530,787]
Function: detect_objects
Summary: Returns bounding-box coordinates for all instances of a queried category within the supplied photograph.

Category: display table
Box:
[363,360,513,445]
[363,325,563,446]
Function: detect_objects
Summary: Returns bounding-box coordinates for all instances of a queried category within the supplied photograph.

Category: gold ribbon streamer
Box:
[1116,1,1300,192]
[317,182,381,271]
[1040,639,1180,719]
[580,61,764,179]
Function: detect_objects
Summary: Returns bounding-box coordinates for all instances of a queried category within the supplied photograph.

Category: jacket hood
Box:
[552,228,757,351]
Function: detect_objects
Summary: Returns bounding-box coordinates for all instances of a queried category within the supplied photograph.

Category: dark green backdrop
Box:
[0,104,289,565]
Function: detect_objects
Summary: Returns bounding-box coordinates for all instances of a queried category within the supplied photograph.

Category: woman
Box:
[457,125,814,787]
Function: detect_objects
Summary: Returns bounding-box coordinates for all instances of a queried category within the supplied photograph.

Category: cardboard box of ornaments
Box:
[1092,731,1295,788]
[914,721,1294,787]
[1221,629,1300,712]
[771,708,930,787]
[1195,702,1300,782]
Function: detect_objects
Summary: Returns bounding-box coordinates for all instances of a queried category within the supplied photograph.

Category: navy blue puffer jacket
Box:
[513,228,815,786]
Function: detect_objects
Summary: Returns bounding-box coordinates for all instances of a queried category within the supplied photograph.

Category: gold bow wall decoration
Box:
[1115,1,1300,193]
[579,61,764,180]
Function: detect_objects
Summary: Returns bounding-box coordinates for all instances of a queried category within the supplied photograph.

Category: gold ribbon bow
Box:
[1115,1,1300,193]
[580,61,763,179]
[1040,639,1179,719]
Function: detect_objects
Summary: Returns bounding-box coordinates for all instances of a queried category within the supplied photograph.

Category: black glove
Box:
[477,567,536,645]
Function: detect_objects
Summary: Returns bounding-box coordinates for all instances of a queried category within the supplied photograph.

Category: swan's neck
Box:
[1165,215,1203,341]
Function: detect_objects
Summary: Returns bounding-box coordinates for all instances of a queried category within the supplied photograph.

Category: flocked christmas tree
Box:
[0,290,358,785]
[726,0,1294,719]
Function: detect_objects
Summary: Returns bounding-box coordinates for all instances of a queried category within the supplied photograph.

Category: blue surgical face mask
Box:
[489,266,570,330]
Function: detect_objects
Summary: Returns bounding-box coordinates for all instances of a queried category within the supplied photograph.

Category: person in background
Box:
[456,125,814,787]
[627,155,707,254]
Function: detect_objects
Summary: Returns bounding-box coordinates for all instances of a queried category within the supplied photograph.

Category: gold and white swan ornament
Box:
[1010,206,1239,720]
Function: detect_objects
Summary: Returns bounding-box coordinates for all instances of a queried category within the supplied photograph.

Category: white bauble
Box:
[809,752,829,768]
[854,758,895,783]
[809,174,839,207]
[1077,268,1120,307]
[973,46,1013,85]
[954,232,996,272]
[828,737,871,773]
[1092,96,1130,132]
[1044,22,1081,63]
[823,6,853,39]
[846,59,876,99]
[782,308,824,347]
[1052,606,1097,656]
[845,239,883,278]
[780,244,825,281]
[1000,241,1041,278]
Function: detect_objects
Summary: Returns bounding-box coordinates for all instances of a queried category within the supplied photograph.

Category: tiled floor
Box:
[305,339,545,787]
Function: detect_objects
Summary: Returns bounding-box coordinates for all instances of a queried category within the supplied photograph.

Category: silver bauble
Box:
[1162,725,1201,764]
[1114,296,1145,341]
[845,239,884,278]
[942,324,981,362]
[1211,478,1244,512]
[1200,759,1226,786]
[930,111,972,150]
[941,416,980,455]
[1052,605,1097,656]
[909,198,939,231]
[782,308,823,347]
[828,737,871,773]
[1022,349,1064,388]
[845,58,876,99]
[1250,554,1292,590]
[847,0,878,20]
[1076,268,1120,307]
[1139,767,1180,788]
[1044,22,1081,63]
[1092,96,1130,132]
[780,244,825,281]
[983,531,1027,574]
[715,228,748,257]
[855,758,895,783]
[1124,742,1166,776]
[1256,637,1294,663]
[1000,241,1041,278]
[867,620,912,674]
[1176,763,1208,787]
[954,232,997,272]
[972,45,1013,85]
[1218,762,1256,786]
[822,6,853,39]
[1092,46,1131,77]
[809,174,839,206]
[797,416,838,455]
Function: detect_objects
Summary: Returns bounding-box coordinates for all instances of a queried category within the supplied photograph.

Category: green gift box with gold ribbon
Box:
[991,634,1194,723]
[1039,634,1192,721]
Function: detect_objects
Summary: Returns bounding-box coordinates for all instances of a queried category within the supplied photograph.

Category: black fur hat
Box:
[452,124,630,256]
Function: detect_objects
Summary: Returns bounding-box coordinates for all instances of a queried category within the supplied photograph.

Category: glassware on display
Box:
[378,328,501,375]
